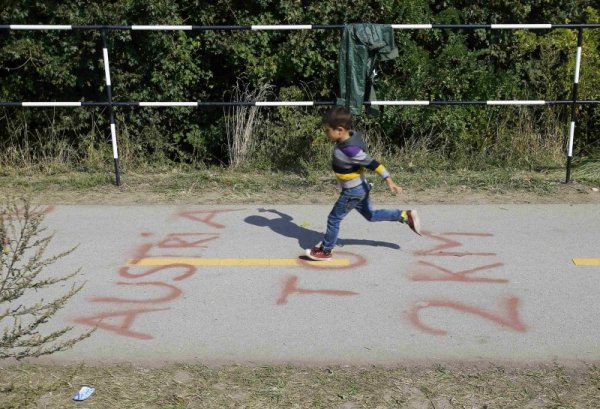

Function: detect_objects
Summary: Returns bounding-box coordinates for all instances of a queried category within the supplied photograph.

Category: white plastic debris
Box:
[73,386,95,401]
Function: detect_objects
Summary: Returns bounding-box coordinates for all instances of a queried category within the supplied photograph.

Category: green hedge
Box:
[1,0,599,170]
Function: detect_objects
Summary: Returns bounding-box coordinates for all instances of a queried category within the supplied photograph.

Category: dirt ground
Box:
[8,178,600,206]
[1,362,599,409]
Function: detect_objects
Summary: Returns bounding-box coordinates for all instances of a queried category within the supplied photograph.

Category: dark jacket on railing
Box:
[337,23,398,116]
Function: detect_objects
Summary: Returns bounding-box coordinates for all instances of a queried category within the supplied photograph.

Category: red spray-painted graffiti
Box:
[177,209,242,229]
[2,205,55,220]
[74,307,170,340]
[118,264,196,281]
[297,250,367,270]
[410,260,508,283]
[413,231,497,257]
[407,230,527,335]
[73,208,242,340]
[89,281,183,304]
[276,275,358,305]
[408,297,526,336]
[278,250,364,304]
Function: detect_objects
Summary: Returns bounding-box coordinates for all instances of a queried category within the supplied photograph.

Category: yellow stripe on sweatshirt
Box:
[374,164,387,175]
[335,168,365,181]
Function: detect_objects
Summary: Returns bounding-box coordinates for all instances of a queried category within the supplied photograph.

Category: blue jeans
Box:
[321,182,400,251]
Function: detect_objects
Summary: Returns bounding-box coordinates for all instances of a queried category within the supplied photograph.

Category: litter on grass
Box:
[73,386,95,401]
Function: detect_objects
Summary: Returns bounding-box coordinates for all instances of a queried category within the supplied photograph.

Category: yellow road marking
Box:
[573,258,600,266]
[128,258,351,267]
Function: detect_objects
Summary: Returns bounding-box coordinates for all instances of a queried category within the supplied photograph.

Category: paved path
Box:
[12,203,600,365]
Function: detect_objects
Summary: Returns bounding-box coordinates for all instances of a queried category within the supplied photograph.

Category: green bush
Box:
[1,0,598,172]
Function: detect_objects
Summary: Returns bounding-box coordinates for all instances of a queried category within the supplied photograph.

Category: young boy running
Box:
[306,106,421,261]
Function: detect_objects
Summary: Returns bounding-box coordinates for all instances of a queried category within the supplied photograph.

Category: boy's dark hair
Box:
[322,106,353,130]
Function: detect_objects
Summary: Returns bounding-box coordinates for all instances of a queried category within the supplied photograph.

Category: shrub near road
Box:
[1,1,599,176]
[0,198,92,361]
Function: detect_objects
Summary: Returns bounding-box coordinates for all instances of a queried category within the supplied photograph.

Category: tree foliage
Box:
[1,1,599,169]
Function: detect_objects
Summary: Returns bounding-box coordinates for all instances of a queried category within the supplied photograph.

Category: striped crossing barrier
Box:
[3,24,600,30]
[101,31,120,186]
[566,29,584,183]
[3,100,599,108]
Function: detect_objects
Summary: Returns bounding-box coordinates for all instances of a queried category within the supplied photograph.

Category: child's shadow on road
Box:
[244,208,400,250]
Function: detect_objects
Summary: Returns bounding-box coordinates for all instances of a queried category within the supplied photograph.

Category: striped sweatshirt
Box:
[332,130,390,189]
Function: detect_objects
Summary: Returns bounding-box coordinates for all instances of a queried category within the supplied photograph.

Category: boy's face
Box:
[323,125,349,142]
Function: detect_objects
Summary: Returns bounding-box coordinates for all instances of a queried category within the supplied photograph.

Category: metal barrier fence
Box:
[2,23,600,186]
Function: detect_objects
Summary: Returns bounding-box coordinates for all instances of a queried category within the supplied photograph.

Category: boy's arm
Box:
[384,176,403,195]
[340,146,389,179]
[339,146,403,194]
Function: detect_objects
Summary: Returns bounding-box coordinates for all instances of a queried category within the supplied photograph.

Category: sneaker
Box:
[305,246,332,261]
[400,209,421,236]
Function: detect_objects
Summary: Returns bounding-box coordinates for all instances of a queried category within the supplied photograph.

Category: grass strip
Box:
[0,363,598,408]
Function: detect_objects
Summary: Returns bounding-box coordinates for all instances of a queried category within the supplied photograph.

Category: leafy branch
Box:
[0,198,93,360]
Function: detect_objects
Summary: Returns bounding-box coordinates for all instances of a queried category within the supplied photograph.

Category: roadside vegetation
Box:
[1,363,599,408]
[1,1,599,187]
[0,198,92,361]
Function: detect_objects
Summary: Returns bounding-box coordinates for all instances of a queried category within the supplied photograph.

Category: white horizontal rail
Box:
[132,25,193,30]
[255,101,314,106]
[486,100,546,105]
[491,24,552,29]
[9,25,73,30]
[390,24,433,29]
[370,100,430,105]
[22,102,82,106]
[139,102,198,106]
[251,25,313,30]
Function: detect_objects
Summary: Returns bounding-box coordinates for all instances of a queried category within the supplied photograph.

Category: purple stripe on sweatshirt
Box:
[339,145,363,157]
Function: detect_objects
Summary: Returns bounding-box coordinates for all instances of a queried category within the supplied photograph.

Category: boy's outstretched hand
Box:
[385,177,403,195]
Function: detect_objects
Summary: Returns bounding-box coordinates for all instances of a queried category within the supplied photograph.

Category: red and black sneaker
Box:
[305,246,332,261]
[401,209,421,236]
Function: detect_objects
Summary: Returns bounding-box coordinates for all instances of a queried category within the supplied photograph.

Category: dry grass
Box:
[0,363,598,408]
[1,166,599,208]
[225,79,274,168]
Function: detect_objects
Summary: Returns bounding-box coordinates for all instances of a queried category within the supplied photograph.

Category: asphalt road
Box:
[10,203,600,365]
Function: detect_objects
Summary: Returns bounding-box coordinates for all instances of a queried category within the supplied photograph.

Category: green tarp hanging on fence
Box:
[337,23,398,116]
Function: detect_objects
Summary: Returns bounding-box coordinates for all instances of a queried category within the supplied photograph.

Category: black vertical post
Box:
[101,30,121,186]
[566,27,583,183]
